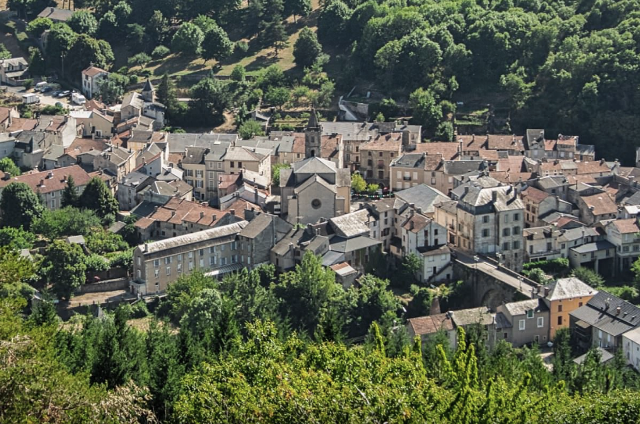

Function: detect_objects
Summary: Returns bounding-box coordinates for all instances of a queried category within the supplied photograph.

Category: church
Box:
[278,110,351,225]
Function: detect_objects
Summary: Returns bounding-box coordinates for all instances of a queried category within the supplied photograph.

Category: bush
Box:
[128,52,152,68]
[84,253,110,274]
[235,40,249,53]
[86,230,129,254]
[23,79,34,90]
[108,248,134,271]
[522,258,570,275]
[129,74,139,84]
[151,45,170,59]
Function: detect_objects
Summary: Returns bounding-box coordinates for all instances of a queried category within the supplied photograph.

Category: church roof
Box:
[307,108,319,129]
[292,156,336,174]
[142,79,154,92]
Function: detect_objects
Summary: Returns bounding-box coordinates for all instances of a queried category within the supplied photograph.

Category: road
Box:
[453,248,539,298]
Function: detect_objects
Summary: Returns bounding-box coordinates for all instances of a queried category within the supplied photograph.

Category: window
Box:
[154,269,159,278]
[188,252,193,259]
[483,216,489,223]
[166,266,171,276]
[198,259,204,268]
[503,228,511,237]
[558,304,563,312]
[153,259,160,268]
[312,199,322,209]
[513,241,520,249]
[514,213,520,221]
[238,162,242,168]
[379,152,383,157]
[514,226,521,234]
[230,161,235,168]
[136,257,141,266]
[210,257,215,266]
[177,254,182,262]
[177,263,182,273]
[527,310,534,319]
[482,229,490,237]
[504,332,508,339]
[557,316,563,325]
[537,317,544,328]
[188,261,193,271]
[164,257,171,265]
[519,320,525,331]
[503,242,510,251]
[504,214,509,223]
[199,249,204,256]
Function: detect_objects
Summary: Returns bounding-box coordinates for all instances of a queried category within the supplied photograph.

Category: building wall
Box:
[623,334,640,370]
[361,148,400,186]
[133,238,239,294]
[421,252,451,282]
[182,163,207,201]
[547,295,595,340]
[498,306,550,347]
[295,182,337,225]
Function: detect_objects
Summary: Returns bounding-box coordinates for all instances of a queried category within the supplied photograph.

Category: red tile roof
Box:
[360,133,402,152]
[408,314,454,336]
[613,218,640,234]
[413,142,459,160]
[581,193,618,216]
[0,165,92,194]
[521,186,550,204]
[82,66,108,77]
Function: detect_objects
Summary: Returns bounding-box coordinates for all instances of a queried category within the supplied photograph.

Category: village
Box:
[0,44,637,371]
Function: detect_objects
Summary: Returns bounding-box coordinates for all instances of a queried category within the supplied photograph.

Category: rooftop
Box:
[545,277,597,301]
[140,221,248,254]
[0,165,92,195]
[407,313,454,336]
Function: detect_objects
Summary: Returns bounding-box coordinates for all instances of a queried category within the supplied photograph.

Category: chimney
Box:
[464,186,469,196]
[492,190,498,202]
[616,306,621,316]
[230,209,235,216]
[39,179,44,186]
[200,211,204,219]
[171,210,176,217]
[47,171,53,179]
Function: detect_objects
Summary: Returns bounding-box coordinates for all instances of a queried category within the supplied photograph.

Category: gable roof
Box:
[140,221,248,254]
[37,7,73,21]
[407,314,454,336]
[394,184,449,215]
[82,66,108,77]
[292,156,336,174]
[329,209,371,238]
[581,193,618,216]
[546,277,597,301]
[0,165,92,194]
[571,290,640,337]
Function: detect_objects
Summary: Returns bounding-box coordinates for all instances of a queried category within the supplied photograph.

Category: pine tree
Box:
[264,16,288,57]
[61,175,79,208]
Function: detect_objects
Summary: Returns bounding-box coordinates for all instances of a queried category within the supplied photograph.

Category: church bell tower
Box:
[305,108,322,158]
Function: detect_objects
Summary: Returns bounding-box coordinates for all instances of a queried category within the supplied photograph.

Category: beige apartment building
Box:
[131,221,248,295]
[360,133,402,187]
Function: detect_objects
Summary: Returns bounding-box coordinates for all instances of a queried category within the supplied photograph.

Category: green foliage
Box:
[341,274,399,338]
[271,162,290,186]
[406,284,434,318]
[86,230,129,254]
[97,73,129,104]
[0,247,36,300]
[26,17,53,37]
[0,157,21,177]
[22,78,33,90]
[293,28,322,68]
[151,45,170,59]
[522,258,570,274]
[68,10,98,36]
[230,64,246,82]
[435,121,454,141]
[0,226,36,250]
[108,248,134,271]
[527,267,551,285]
[366,183,379,194]
[40,104,66,115]
[351,172,366,193]
[571,267,605,289]
[201,24,234,63]
[43,240,87,300]
[0,182,43,231]
[79,177,119,221]
[127,52,152,68]
[66,34,114,77]
[410,88,442,132]
[238,119,264,139]
[171,22,204,56]
[33,207,101,240]
[395,252,421,288]
[84,253,110,274]
[189,77,230,125]
[265,86,290,109]
[61,175,78,208]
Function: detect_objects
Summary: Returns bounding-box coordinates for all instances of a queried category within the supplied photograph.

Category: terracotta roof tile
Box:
[487,134,524,151]
[581,193,618,216]
[408,313,454,336]
[521,186,550,204]
[413,142,459,160]
[82,66,108,77]
[0,165,92,194]
[613,219,640,234]
[360,133,402,152]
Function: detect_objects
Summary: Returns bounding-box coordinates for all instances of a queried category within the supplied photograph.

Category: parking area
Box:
[4,85,83,110]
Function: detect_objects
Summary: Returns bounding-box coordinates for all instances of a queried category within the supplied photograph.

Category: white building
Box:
[81,66,109,99]
[623,327,640,371]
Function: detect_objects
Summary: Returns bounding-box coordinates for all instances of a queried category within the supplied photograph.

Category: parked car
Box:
[52,90,62,97]
[41,86,53,93]
[57,90,71,98]
[35,81,47,91]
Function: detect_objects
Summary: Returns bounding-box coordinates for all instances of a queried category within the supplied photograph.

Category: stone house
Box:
[523,226,563,263]
[71,110,113,138]
[236,211,292,268]
[495,298,550,347]
[92,146,136,181]
[0,58,29,86]
[576,192,618,225]
[407,314,456,349]
[0,165,91,210]
[121,81,165,130]
[604,218,640,275]
[520,185,572,227]
[117,171,154,211]
[542,277,597,340]
[181,146,209,202]
[81,66,109,99]
[622,327,640,370]
[571,290,640,353]
[131,221,248,295]
[360,133,402,187]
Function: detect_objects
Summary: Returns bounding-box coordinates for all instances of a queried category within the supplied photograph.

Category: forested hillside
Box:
[3,255,640,422]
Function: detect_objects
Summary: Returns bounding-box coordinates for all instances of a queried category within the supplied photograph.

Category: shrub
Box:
[235,40,249,53]
[84,253,110,274]
[129,74,139,84]
[151,45,170,59]
[522,258,570,274]
[23,79,34,90]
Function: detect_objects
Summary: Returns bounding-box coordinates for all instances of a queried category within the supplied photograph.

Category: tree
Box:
[127,52,152,68]
[0,227,36,250]
[189,77,230,125]
[146,10,169,45]
[342,274,399,338]
[29,47,46,76]
[32,207,102,240]
[0,157,20,177]
[351,172,366,193]
[434,121,454,141]
[26,17,53,37]
[171,22,204,56]
[97,73,128,104]
[293,28,322,68]
[500,70,534,112]
[263,17,288,56]
[409,88,442,132]
[66,34,114,77]
[317,0,351,46]
[201,25,234,63]
[68,11,98,36]
[553,327,574,383]
[0,182,43,230]
[230,64,246,82]
[43,240,87,301]
[265,87,290,109]
[285,0,311,22]
[61,175,79,208]
[396,252,421,288]
[271,163,290,186]
[572,267,605,289]
[79,177,119,220]
[45,23,77,63]
[238,120,264,140]
[366,183,379,194]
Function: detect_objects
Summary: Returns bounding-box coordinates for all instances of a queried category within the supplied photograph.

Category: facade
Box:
[360,133,402,187]
[622,327,640,370]
[0,58,29,86]
[81,66,109,99]
[454,184,525,271]
[236,212,292,268]
[520,185,572,227]
[93,146,136,181]
[131,221,248,295]
[0,165,92,210]
[523,226,563,263]
[495,298,550,347]
[605,218,640,274]
[279,156,351,225]
[407,314,456,348]
[543,277,597,340]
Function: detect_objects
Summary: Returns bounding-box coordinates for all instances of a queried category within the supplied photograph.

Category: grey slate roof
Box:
[182,147,209,164]
[573,347,613,365]
[322,250,346,266]
[571,290,640,338]
[167,133,237,153]
[394,184,449,215]
[443,160,486,175]
[329,209,371,238]
[120,170,151,187]
[292,156,337,174]
[504,298,548,317]
[141,221,248,255]
[545,277,597,301]
[319,121,378,141]
[450,306,494,327]
[329,235,380,253]
[571,240,615,254]
[391,153,425,168]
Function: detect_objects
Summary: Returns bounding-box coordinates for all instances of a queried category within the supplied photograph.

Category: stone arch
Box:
[480,288,508,310]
